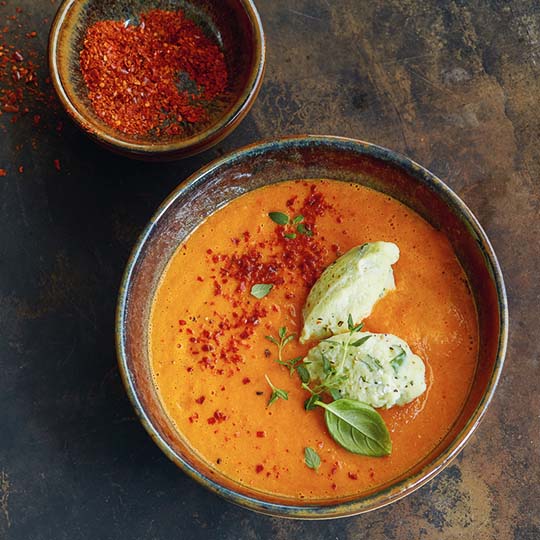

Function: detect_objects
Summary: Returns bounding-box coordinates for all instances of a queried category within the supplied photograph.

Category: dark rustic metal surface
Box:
[0,1,538,538]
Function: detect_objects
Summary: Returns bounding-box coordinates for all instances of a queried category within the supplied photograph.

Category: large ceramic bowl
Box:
[49,0,265,160]
[116,136,507,518]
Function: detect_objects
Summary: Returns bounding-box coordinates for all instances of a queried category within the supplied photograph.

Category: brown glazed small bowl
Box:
[49,0,265,161]
[116,136,508,518]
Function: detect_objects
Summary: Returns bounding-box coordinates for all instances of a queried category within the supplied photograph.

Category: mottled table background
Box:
[1,1,538,539]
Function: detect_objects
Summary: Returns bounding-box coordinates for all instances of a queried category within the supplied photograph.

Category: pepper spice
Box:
[80,9,229,137]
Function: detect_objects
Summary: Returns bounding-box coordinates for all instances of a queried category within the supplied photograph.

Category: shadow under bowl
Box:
[116,135,508,518]
[49,0,265,160]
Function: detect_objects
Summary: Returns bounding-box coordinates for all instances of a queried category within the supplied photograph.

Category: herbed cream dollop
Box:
[304,332,427,409]
[300,241,400,343]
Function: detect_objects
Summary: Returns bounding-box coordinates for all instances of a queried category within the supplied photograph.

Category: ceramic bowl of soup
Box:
[116,136,507,518]
[49,0,265,160]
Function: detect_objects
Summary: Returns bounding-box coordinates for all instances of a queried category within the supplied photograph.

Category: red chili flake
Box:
[32,114,40,126]
[178,319,187,326]
[286,196,297,207]
[188,412,199,423]
[79,9,229,136]
[211,410,227,423]
[242,377,251,384]
[195,395,205,404]
[255,464,264,473]
[331,483,337,490]
[207,417,216,425]
[53,159,61,171]
[256,431,265,438]
[348,472,358,480]
[18,165,23,173]
[26,31,37,38]
[0,169,6,177]
[196,276,204,282]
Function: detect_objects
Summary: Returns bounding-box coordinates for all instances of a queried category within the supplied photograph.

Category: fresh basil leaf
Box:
[293,215,304,224]
[304,447,321,470]
[347,314,354,332]
[316,399,392,456]
[268,211,289,225]
[251,283,273,299]
[284,232,297,239]
[390,346,406,373]
[351,335,371,347]
[278,326,287,340]
[296,364,310,384]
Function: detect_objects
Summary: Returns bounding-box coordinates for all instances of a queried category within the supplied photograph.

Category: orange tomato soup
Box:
[149,180,478,500]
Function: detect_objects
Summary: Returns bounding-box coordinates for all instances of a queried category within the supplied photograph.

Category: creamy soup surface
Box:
[150,180,478,500]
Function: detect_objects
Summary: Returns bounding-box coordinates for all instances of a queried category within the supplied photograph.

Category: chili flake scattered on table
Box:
[80,9,229,137]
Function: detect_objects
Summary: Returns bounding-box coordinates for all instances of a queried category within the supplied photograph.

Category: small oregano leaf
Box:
[304,447,321,470]
[268,211,289,225]
[250,283,273,299]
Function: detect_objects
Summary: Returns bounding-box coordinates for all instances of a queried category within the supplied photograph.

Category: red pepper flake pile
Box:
[80,9,229,136]
[0,168,6,177]
[218,185,333,290]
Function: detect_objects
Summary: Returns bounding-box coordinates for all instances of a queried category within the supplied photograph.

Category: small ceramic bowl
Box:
[49,0,265,160]
[116,136,508,518]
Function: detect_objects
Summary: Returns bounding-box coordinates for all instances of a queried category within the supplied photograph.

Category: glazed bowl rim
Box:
[48,0,266,155]
[116,135,508,519]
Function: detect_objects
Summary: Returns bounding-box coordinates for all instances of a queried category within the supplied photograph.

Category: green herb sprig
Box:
[268,211,313,238]
[265,326,304,377]
[264,374,289,407]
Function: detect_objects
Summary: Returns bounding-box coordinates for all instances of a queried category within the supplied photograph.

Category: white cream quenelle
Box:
[303,332,427,409]
[300,242,400,343]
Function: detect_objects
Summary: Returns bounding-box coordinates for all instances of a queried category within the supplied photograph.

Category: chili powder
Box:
[80,9,229,136]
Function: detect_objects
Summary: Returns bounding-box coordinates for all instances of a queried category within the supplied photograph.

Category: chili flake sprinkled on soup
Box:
[149,179,478,500]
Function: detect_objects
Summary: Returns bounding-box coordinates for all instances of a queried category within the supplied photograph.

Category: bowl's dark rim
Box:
[115,135,508,519]
[48,0,266,154]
